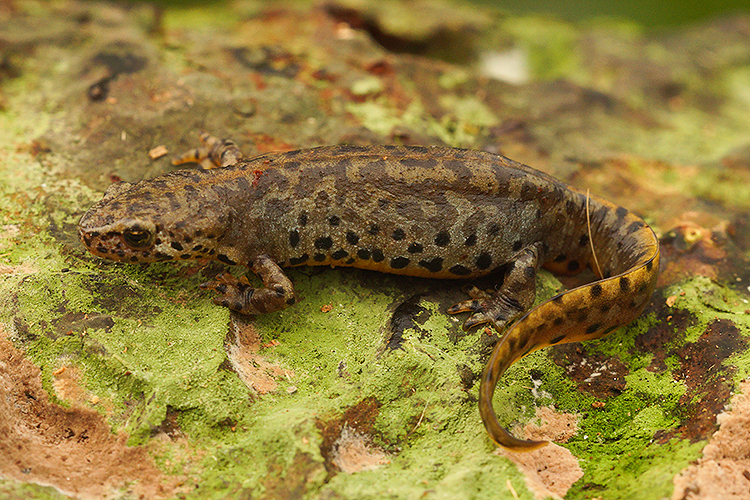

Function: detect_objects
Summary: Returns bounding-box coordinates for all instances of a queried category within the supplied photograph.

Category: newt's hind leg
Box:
[448,244,541,331]
[172,132,244,169]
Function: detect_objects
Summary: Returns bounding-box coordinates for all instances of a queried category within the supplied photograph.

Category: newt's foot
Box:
[173,132,244,169]
[201,264,298,316]
[201,272,254,312]
[447,287,525,331]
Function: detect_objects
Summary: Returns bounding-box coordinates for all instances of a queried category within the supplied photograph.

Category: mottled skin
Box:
[78,135,659,451]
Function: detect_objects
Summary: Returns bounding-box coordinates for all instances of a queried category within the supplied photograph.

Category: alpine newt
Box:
[78,134,660,450]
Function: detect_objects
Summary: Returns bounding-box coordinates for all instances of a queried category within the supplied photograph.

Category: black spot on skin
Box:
[192,244,203,252]
[553,317,564,325]
[646,260,653,271]
[357,249,371,260]
[345,258,355,265]
[129,256,139,262]
[616,206,628,219]
[171,242,184,251]
[579,234,589,247]
[408,243,423,253]
[289,253,310,266]
[449,265,472,276]
[619,276,631,292]
[372,249,385,262]
[551,334,565,344]
[208,249,216,255]
[218,254,237,265]
[332,249,348,260]
[289,230,300,248]
[346,231,359,245]
[368,224,380,235]
[96,245,108,254]
[590,283,603,298]
[314,253,326,262]
[418,257,443,273]
[298,212,308,227]
[154,252,173,260]
[329,215,340,226]
[512,240,523,251]
[392,228,405,241]
[315,236,333,250]
[603,325,618,334]
[390,256,409,269]
[567,260,581,272]
[586,323,601,335]
[180,253,191,259]
[464,234,477,246]
[554,253,567,263]
[476,253,492,270]
[435,231,450,247]
[286,297,296,305]
[627,221,644,234]
[523,266,535,279]
[488,223,501,236]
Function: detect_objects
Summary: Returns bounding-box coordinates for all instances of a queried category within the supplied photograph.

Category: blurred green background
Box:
[475,0,747,27]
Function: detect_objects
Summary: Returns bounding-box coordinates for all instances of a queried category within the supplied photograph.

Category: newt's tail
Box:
[479,217,659,450]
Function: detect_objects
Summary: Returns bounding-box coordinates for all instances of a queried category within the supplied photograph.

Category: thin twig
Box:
[586,189,603,278]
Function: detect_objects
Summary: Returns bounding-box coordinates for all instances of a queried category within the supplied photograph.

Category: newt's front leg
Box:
[201,255,298,315]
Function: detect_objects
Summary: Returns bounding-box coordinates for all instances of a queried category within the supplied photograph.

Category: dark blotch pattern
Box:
[392,228,405,241]
[346,231,359,245]
[218,254,236,265]
[419,257,443,273]
[590,283,603,297]
[289,230,300,248]
[315,236,333,250]
[586,323,601,335]
[289,254,308,265]
[390,256,409,269]
[449,265,471,276]
[476,253,492,270]
[435,231,450,247]
[357,249,371,260]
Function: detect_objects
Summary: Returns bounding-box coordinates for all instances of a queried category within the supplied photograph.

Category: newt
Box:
[78,134,659,451]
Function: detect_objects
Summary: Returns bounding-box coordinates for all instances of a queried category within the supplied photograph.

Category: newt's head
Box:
[78,170,231,265]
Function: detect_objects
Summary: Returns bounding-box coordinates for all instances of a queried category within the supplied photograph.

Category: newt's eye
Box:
[123,229,153,249]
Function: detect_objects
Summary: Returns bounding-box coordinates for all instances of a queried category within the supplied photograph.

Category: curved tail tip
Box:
[491,434,549,452]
